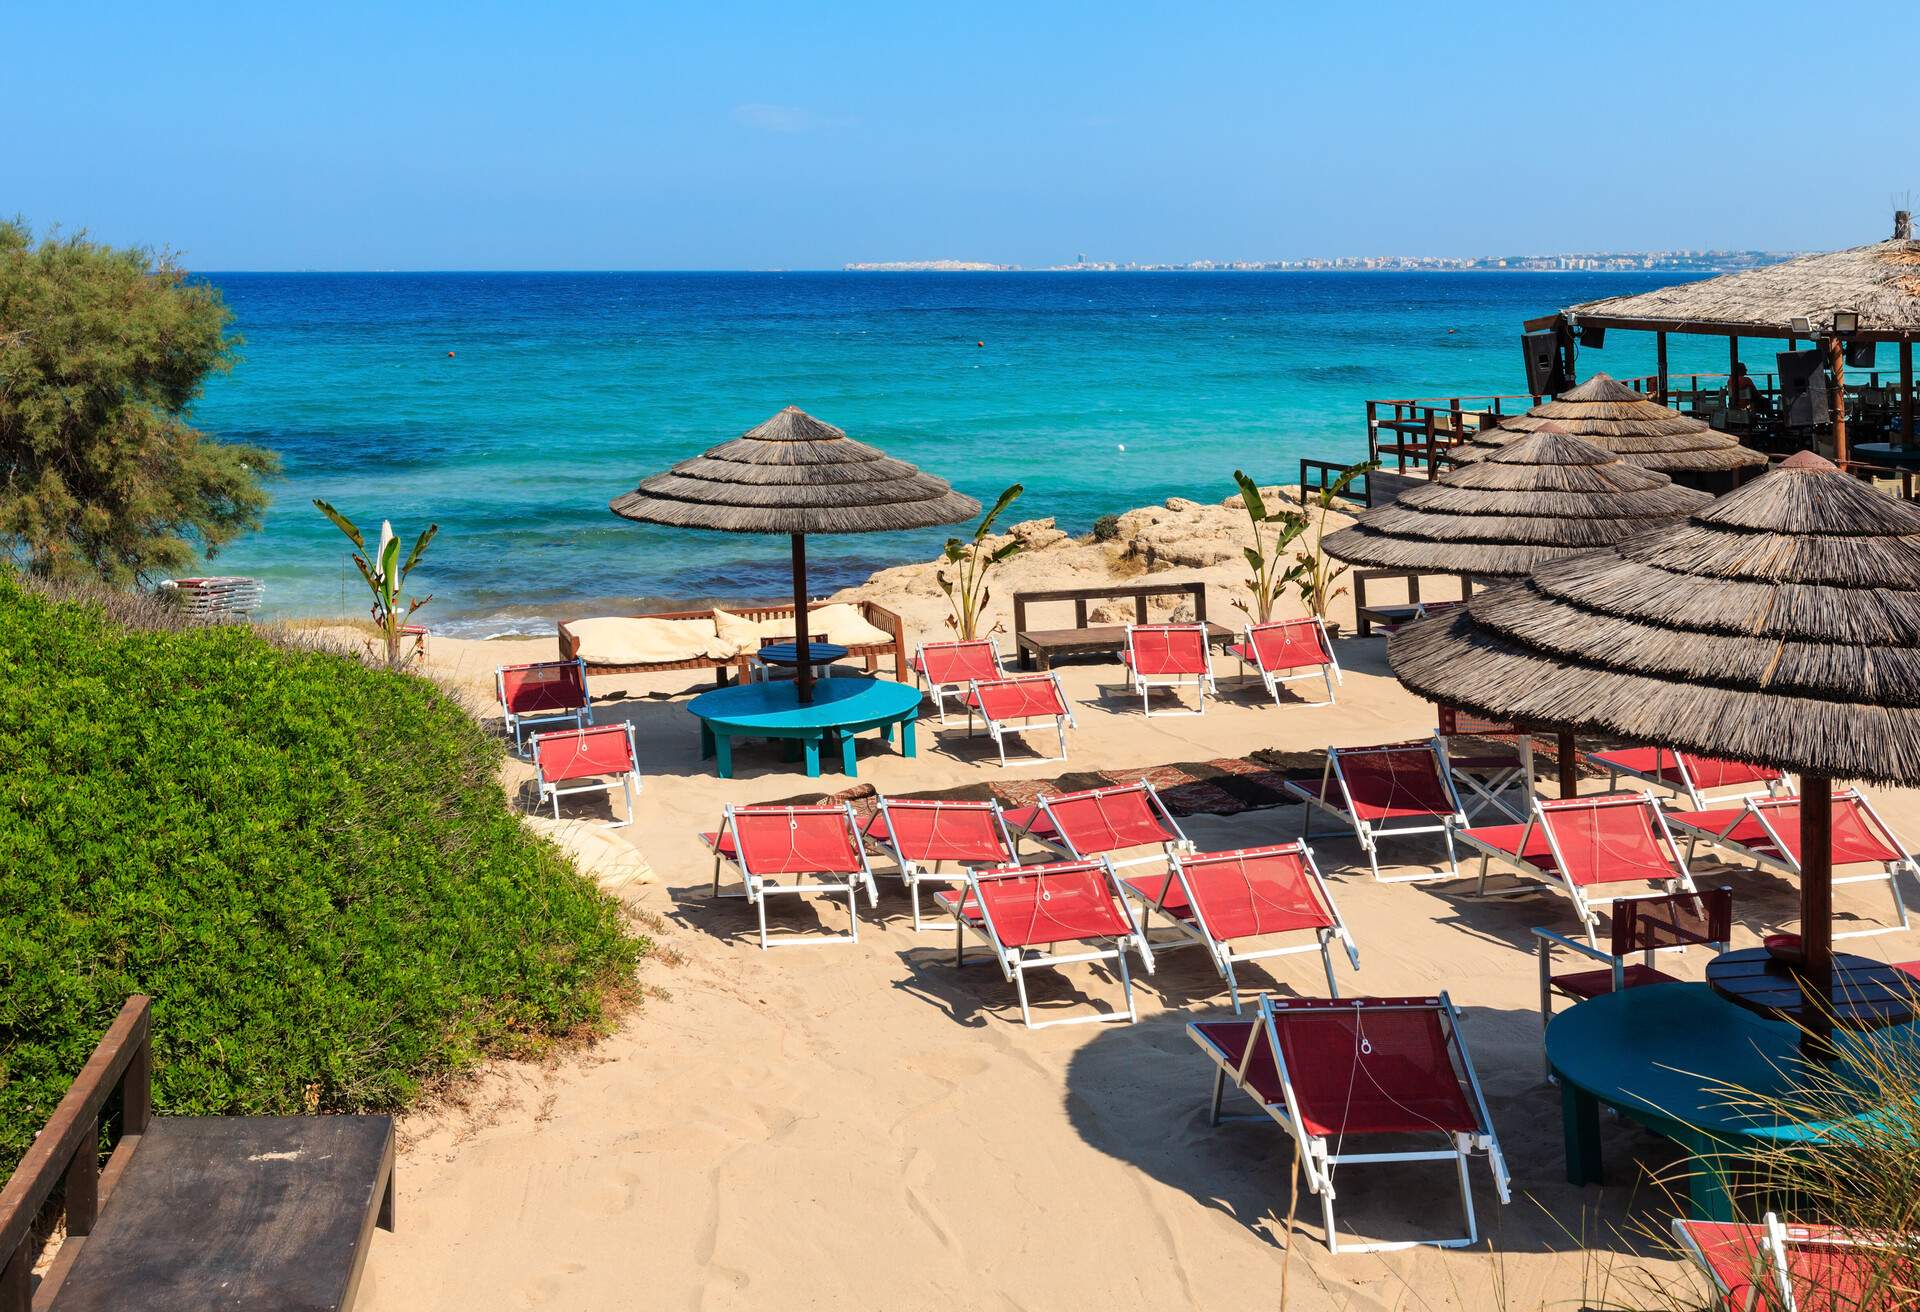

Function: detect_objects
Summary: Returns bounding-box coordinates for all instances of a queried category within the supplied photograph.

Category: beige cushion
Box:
[712,604,893,656]
[806,603,892,647]
[568,616,732,666]
[712,608,792,655]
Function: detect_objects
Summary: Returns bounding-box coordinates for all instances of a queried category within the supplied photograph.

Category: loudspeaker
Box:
[1846,339,1877,369]
[1522,331,1559,394]
[1579,323,1605,349]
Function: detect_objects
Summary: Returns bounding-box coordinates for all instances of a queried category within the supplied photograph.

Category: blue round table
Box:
[687,676,921,779]
[756,641,850,668]
[1546,982,1911,1221]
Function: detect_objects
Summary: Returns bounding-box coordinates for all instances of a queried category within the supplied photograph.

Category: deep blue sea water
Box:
[191,271,1726,633]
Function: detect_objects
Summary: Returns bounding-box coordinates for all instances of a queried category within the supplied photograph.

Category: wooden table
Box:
[1015,621,1234,671]
[1012,582,1226,671]
[1705,946,1917,1030]
[1545,982,1909,1221]
[48,1116,394,1312]
[687,676,921,779]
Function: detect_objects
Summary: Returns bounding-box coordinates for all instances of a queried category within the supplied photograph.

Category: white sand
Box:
[343,519,1920,1311]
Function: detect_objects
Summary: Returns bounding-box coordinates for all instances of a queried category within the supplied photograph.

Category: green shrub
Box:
[0,574,644,1173]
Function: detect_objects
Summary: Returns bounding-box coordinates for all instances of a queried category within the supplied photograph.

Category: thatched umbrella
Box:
[1449,374,1767,477]
[1324,424,1711,579]
[1389,451,1920,1026]
[610,406,979,703]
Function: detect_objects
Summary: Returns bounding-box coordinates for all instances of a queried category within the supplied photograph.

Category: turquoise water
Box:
[191,271,1721,633]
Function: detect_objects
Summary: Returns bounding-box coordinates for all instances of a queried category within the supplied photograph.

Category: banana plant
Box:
[936,484,1024,641]
[313,499,439,667]
[1231,471,1310,625]
[1291,460,1378,621]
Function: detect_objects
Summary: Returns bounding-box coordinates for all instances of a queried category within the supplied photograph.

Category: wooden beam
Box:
[1655,332,1669,404]
[1829,336,1849,464]
[1903,338,1915,445]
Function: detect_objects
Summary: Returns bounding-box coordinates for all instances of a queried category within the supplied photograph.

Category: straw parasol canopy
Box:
[1322,424,1711,579]
[1563,237,1920,339]
[1449,374,1767,475]
[1389,452,1920,1012]
[611,406,980,702]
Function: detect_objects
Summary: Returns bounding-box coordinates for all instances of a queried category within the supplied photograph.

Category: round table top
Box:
[687,675,920,730]
[756,641,850,666]
[1853,442,1920,466]
[1544,982,1901,1144]
[1705,947,1917,1030]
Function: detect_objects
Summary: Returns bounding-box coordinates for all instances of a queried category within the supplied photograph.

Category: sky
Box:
[7,0,1916,271]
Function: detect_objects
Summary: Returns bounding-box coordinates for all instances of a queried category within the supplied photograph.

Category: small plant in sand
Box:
[1230,471,1309,624]
[937,484,1023,641]
[313,499,439,668]
[1291,461,1376,622]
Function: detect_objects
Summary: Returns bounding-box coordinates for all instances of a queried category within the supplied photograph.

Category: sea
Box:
[190,270,1730,635]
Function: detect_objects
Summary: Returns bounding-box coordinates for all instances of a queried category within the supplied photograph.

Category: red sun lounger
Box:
[862,796,1020,930]
[497,658,592,754]
[1673,1213,1918,1312]
[964,673,1076,767]
[702,803,879,949]
[1459,792,1697,945]
[531,722,642,827]
[1231,618,1340,708]
[1124,843,1359,1010]
[1005,780,1193,872]
[1122,623,1216,717]
[1664,789,1914,940]
[913,639,1006,725]
[1439,705,1539,824]
[1533,886,1732,1075]
[934,859,1154,1029]
[1586,745,1789,810]
[1188,994,1510,1253]
[1283,740,1469,881]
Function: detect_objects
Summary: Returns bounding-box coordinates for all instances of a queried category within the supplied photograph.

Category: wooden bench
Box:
[1,997,394,1312]
[558,599,907,687]
[1011,583,1233,671]
[1351,570,1482,639]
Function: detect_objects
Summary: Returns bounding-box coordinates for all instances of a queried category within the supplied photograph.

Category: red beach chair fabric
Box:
[497,658,592,754]
[530,722,641,827]
[1672,1213,1916,1312]
[913,639,1005,724]
[1122,623,1216,717]
[963,673,1076,767]
[1230,618,1340,708]
[1187,994,1509,1253]
[1018,780,1192,871]
[1282,740,1469,881]
[703,803,878,949]
[1586,745,1788,810]
[862,796,1019,930]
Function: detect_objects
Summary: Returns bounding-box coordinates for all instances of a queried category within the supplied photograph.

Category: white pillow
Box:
[568,617,733,665]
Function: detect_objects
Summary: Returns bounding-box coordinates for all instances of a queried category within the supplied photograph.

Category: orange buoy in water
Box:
[976,340,985,347]
[446,350,457,357]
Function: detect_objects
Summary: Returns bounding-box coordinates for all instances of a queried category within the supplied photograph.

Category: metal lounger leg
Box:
[1318,932,1339,998]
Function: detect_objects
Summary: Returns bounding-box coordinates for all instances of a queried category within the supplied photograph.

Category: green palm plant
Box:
[937,484,1024,641]
[1231,471,1310,625]
[313,499,439,667]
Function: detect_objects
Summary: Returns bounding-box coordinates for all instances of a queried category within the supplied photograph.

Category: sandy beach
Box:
[325,506,1920,1311]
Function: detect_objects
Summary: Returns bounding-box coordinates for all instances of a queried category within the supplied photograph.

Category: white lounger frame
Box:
[1286,738,1469,882]
[915,638,1006,725]
[1458,793,1697,946]
[964,673,1076,767]
[1669,1212,1902,1312]
[1190,993,1510,1253]
[1128,842,1360,1011]
[1665,788,1913,940]
[944,859,1155,1030]
[1590,746,1790,810]
[1123,623,1216,718]
[497,657,592,755]
[707,802,881,949]
[1021,780,1195,872]
[863,796,1020,931]
[532,722,641,828]
[1236,618,1341,708]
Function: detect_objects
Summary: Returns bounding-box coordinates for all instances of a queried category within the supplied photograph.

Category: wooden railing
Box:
[1298,458,1377,507]
[0,996,151,1311]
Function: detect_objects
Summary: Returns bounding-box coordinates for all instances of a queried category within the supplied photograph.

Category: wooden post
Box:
[1799,775,1834,1058]
[790,534,813,705]
[1655,332,1669,405]
[1902,338,1915,446]
[1558,732,1578,799]
[1828,336,1849,465]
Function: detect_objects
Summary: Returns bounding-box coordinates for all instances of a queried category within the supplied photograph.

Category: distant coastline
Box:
[845,250,1797,274]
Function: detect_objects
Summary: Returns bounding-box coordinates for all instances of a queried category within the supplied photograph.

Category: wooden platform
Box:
[48,1117,394,1312]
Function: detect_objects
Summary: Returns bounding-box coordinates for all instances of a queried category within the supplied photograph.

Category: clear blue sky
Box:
[8,0,1914,270]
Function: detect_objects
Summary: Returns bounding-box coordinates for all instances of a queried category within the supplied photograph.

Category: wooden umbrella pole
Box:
[791,533,814,705]
[1829,336,1849,465]
[1557,732,1578,799]
[1799,774,1834,1057]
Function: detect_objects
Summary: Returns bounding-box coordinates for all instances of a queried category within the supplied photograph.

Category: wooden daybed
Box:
[558,600,908,684]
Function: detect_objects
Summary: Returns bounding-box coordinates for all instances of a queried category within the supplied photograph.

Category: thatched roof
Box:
[610,406,981,534]
[1322,424,1710,578]
[1450,374,1766,473]
[1388,452,1920,785]
[1564,238,1920,338]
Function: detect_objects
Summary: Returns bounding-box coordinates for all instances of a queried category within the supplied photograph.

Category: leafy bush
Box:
[0,573,643,1173]
[1091,514,1121,542]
